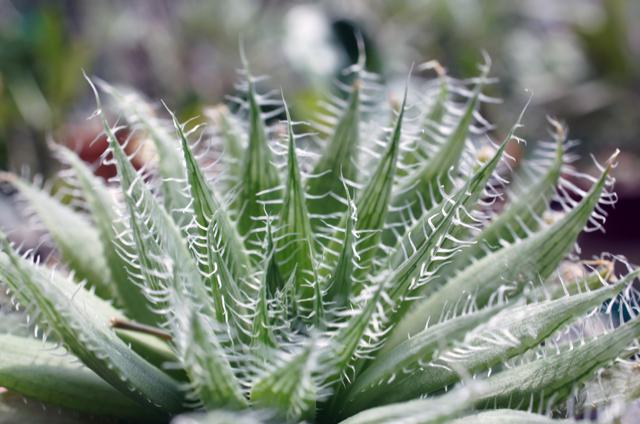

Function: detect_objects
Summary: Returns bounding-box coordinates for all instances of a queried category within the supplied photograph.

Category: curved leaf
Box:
[0,234,185,413]
[383,65,490,243]
[0,334,157,420]
[387,162,613,348]
[360,277,631,407]
[451,410,570,424]
[342,305,504,415]
[99,82,189,226]
[53,144,157,324]
[475,312,640,410]
[3,174,112,300]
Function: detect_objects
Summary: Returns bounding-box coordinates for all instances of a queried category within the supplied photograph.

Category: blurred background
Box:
[0,0,638,260]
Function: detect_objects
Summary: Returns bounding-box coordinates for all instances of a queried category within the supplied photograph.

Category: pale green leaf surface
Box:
[342,305,504,414]
[0,334,157,420]
[53,144,157,324]
[361,277,630,407]
[475,313,640,410]
[99,82,189,225]
[0,235,185,413]
[383,66,489,243]
[5,175,112,300]
[387,164,611,349]
[435,136,564,280]
[450,410,571,424]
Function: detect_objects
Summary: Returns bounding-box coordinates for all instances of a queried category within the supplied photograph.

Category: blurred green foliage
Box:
[0,0,638,175]
[0,5,88,173]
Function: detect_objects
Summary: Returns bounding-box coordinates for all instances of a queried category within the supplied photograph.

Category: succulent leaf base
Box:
[0,55,639,424]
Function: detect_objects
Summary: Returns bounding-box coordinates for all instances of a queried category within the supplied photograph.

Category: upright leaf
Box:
[324,197,358,307]
[382,131,511,317]
[274,102,321,323]
[306,81,361,223]
[383,64,490,244]
[170,111,252,286]
[236,80,282,244]
[99,82,189,225]
[322,85,407,290]
[438,133,565,277]
[92,79,247,408]
[53,144,157,324]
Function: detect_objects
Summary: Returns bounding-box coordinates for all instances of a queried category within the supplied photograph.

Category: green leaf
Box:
[341,304,504,415]
[251,340,319,422]
[251,222,285,351]
[170,110,252,288]
[99,82,189,226]
[437,133,565,278]
[92,79,247,407]
[381,129,511,324]
[385,103,527,274]
[451,410,570,424]
[321,84,407,296]
[236,80,282,245]
[324,197,357,307]
[0,334,157,420]
[0,392,91,424]
[360,277,631,407]
[274,102,321,323]
[53,144,158,324]
[208,103,246,186]
[0,233,185,413]
[321,276,388,393]
[175,308,248,409]
[387,162,613,349]
[96,82,210,318]
[173,409,272,424]
[3,174,112,300]
[306,81,361,224]
[475,310,640,410]
[337,384,479,424]
[398,65,448,175]
[204,218,250,339]
[383,64,490,244]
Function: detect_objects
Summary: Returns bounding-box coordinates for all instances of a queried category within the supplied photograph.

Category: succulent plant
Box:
[0,55,639,424]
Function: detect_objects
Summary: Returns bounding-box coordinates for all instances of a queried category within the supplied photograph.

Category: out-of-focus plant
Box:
[0,4,88,173]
